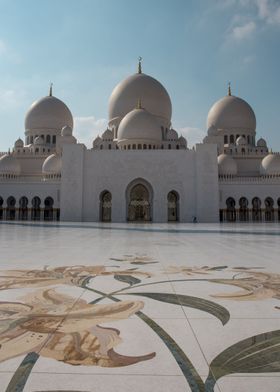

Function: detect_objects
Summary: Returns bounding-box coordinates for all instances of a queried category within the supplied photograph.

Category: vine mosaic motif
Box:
[0,255,280,391]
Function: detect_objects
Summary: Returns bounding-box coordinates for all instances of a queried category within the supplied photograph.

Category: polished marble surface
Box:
[0,221,280,392]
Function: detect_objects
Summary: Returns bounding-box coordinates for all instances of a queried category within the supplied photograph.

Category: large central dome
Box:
[25,95,73,132]
[108,72,172,127]
[207,95,256,133]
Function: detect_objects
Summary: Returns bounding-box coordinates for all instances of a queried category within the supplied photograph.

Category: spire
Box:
[138,56,142,74]
[228,82,231,96]
[49,82,53,96]
[136,97,142,109]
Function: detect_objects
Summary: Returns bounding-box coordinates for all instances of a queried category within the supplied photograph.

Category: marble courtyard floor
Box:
[0,222,280,392]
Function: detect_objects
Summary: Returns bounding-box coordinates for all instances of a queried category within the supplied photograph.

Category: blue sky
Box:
[0,0,279,150]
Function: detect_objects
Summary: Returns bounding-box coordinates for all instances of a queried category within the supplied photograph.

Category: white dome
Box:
[61,125,73,137]
[260,154,280,175]
[207,95,256,133]
[178,135,187,147]
[42,154,62,174]
[25,95,73,131]
[34,136,44,145]
[118,108,162,145]
[0,154,21,174]
[236,136,247,146]
[257,138,267,147]
[166,129,178,140]
[218,154,237,176]
[207,125,218,136]
[14,138,24,148]
[109,72,172,126]
[101,129,113,140]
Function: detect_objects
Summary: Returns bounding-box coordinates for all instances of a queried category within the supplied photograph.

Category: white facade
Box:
[0,64,279,223]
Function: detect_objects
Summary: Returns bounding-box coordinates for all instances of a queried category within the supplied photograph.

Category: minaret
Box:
[228,82,231,96]
[138,56,142,74]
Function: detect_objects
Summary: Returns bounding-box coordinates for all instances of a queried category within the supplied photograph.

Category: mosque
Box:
[0,59,279,223]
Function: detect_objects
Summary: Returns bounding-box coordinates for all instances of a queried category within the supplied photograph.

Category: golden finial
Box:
[228,82,231,96]
[138,56,142,74]
[49,82,53,96]
[136,98,142,109]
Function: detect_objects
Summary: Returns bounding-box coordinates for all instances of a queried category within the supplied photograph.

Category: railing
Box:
[219,208,280,222]
[219,175,280,183]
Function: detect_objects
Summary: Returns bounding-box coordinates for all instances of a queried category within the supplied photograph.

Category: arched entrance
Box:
[100,191,112,222]
[6,196,16,220]
[44,197,54,221]
[19,196,28,220]
[264,197,274,222]
[127,183,151,222]
[239,197,249,222]
[252,197,262,221]
[31,196,41,220]
[226,197,236,222]
[167,191,179,222]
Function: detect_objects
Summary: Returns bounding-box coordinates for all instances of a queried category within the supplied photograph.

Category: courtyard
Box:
[0,222,279,391]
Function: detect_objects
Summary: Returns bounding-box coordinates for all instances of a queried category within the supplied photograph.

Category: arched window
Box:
[108,144,111,150]
[124,145,127,150]
[230,135,234,144]
[133,144,136,150]
[247,135,250,144]
[31,196,41,220]
[149,145,151,149]
[278,198,280,222]
[128,183,151,222]
[19,196,28,220]
[239,197,249,222]
[168,144,171,149]
[6,196,16,220]
[224,135,228,144]
[167,191,179,222]
[100,191,112,222]
[264,197,274,222]
[100,145,103,150]
[176,145,179,149]
[0,196,4,220]
[226,197,236,222]
[252,197,262,221]
[46,135,51,144]
[143,144,147,149]
[138,144,142,149]
[128,145,131,150]
[52,135,56,144]
[44,197,54,221]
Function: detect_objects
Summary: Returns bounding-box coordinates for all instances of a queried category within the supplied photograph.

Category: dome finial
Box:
[136,97,142,109]
[228,82,231,96]
[138,56,142,74]
[49,82,53,97]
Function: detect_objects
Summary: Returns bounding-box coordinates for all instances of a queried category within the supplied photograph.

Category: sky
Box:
[0,0,279,150]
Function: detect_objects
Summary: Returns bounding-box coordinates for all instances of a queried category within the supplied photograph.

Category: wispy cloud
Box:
[0,38,21,63]
[178,127,206,148]
[74,116,107,147]
[231,21,256,40]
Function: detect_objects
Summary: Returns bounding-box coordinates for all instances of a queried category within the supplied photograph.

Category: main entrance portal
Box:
[128,184,151,222]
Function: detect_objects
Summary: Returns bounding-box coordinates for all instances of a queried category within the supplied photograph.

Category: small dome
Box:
[207,95,256,133]
[166,129,178,140]
[178,135,187,147]
[101,129,113,140]
[260,154,280,175]
[218,154,237,176]
[117,108,162,145]
[257,138,267,147]
[109,72,172,126]
[34,136,44,145]
[61,125,73,137]
[42,154,62,174]
[236,136,247,146]
[0,154,21,174]
[14,138,24,148]
[25,95,73,131]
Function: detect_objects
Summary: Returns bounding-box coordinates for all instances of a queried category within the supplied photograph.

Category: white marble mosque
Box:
[0,59,280,223]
